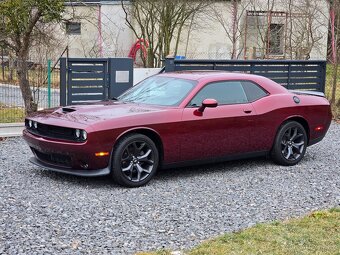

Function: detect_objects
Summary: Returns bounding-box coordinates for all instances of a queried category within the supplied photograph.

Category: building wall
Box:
[175,1,235,59]
[240,0,330,60]
[30,0,330,63]
[30,5,102,62]
[101,1,133,57]
[62,5,101,58]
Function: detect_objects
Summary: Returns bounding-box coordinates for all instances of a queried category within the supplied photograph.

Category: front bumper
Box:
[23,129,112,175]
[29,157,110,177]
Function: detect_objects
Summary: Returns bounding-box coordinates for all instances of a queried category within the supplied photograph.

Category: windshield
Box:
[117,76,197,106]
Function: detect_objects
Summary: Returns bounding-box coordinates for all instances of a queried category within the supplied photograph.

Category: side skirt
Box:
[162,151,269,169]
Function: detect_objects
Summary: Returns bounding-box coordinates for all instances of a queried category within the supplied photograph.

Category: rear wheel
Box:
[271,121,307,166]
[111,133,159,187]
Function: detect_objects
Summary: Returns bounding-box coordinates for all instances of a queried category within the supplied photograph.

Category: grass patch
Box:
[325,64,340,120]
[140,208,340,255]
[0,104,25,123]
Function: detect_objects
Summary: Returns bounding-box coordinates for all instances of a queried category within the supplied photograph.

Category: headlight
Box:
[74,129,87,141]
[75,129,80,138]
[81,130,87,141]
[28,120,33,128]
[33,121,38,129]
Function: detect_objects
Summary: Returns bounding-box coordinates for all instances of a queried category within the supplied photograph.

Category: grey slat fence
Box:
[164,58,327,92]
[60,58,133,106]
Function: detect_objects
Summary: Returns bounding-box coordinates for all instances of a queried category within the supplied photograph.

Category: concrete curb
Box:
[0,123,25,137]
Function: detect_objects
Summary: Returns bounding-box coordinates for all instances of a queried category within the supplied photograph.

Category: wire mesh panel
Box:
[0,60,61,123]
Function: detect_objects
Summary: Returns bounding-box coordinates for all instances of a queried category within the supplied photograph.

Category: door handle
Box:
[243,109,252,114]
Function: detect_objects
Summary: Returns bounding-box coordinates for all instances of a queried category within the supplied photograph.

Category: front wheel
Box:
[271,121,307,166]
[111,133,159,187]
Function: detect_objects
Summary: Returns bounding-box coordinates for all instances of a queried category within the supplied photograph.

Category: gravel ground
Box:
[0,123,339,255]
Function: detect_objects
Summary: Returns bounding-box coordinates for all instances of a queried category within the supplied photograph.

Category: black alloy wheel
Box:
[111,133,159,187]
[271,121,307,166]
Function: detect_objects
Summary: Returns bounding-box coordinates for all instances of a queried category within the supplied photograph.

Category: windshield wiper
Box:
[111,97,118,101]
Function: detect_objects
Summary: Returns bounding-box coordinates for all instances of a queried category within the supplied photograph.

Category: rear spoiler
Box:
[289,90,325,97]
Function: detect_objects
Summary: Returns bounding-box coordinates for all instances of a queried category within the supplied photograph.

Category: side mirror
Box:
[197,98,218,113]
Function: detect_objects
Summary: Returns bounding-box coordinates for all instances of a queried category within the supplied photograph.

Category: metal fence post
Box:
[47,59,51,108]
[250,63,254,74]
[320,62,327,93]
[60,58,67,106]
[287,63,291,90]
[165,57,175,72]
[108,58,114,99]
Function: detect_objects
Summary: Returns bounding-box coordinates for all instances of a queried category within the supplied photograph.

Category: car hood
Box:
[31,101,168,125]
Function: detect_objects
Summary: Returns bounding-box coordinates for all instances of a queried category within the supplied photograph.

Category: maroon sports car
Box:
[23,72,332,187]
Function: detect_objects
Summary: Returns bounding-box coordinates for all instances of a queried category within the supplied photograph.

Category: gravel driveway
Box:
[0,123,339,255]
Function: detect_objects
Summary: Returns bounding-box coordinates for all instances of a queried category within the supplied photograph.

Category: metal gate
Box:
[164,58,327,92]
[60,58,133,106]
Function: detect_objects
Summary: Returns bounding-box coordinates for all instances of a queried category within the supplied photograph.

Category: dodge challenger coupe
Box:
[23,72,332,187]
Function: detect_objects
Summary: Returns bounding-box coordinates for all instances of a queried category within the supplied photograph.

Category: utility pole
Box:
[1,47,4,81]
[98,3,103,57]
[231,0,238,59]
[1,15,4,81]
[329,0,339,105]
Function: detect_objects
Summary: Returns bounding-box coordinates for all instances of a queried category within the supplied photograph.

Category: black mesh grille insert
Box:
[32,148,72,167]
[26,120,78,142]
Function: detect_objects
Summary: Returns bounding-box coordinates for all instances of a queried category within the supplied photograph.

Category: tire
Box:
[271,121,307,166]
[111,133,159,187]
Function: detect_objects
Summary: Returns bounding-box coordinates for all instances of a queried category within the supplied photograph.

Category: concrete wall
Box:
[240,0,329,60]
[106,0,329,60]
[101,1,133,57]
[62,5,102,58]
[30,5,102,62]
[29,0,330,63]
[175,2,234,59]
[133,68,162,85]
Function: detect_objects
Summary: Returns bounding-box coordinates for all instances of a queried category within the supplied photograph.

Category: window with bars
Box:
[268,24,284,55]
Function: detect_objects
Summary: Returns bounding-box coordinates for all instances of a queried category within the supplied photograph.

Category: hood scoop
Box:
[62,107,76,113]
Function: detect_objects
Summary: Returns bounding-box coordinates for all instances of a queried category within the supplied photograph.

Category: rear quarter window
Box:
[241,81,268,102]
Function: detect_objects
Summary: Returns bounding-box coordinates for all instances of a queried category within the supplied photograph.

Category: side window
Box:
[189,81,248,106]
[241,81,268,102]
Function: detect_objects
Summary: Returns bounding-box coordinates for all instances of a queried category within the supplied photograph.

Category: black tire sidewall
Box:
[111,133,159,187]
[272,121,307,166]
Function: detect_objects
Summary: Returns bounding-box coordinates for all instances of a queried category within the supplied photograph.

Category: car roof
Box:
[158,71,288,94]
[159,71,245,81]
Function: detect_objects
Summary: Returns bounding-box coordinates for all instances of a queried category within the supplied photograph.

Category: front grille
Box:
[32,148,72,167]
[25,119,78,142]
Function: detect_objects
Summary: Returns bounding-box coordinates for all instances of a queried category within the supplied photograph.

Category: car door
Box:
[179,80,256,162]
[241,80,271,151]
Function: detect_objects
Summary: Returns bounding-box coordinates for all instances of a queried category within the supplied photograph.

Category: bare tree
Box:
[245,0,278,59]
[328,0,339,108]
[121,0,212,67]
[238,0,330,60]
[210,0,249,59]
[284,0,326,60]
[29,23,64,106]
[0,0,65,115]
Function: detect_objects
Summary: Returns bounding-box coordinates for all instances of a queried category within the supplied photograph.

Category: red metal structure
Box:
[128,39,149,63]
